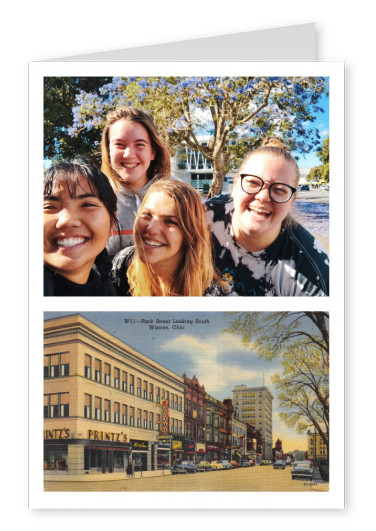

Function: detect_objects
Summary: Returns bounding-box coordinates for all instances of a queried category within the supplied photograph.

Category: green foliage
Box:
[44,77,112,161]
[308,136,329,183]
[307,165,324,182]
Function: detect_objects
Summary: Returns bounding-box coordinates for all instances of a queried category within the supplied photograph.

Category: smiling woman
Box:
[206,137,329,296]
[43,159,118,296]
[101,107,171,257]
[111,180,225,296]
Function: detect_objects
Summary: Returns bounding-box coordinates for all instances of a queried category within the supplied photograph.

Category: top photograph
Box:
[43,75,330,297]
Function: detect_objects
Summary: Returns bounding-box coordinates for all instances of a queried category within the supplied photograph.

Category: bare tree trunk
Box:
[207,151,230,199]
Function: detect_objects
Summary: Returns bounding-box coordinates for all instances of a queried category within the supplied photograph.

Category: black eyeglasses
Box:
[240,174,296,203]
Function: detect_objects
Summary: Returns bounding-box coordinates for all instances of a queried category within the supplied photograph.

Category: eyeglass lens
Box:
[241,175,293,203]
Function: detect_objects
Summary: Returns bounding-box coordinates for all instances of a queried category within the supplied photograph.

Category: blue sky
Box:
[294,92,329,169]
[45,311,311,452]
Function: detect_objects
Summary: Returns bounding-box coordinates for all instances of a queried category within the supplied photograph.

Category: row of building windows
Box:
[44,392,183,433]
[44,393,69,418]
[44,353,69,379]
[185,398,204,419]
[84,354,183,411]
[44,353,183,412]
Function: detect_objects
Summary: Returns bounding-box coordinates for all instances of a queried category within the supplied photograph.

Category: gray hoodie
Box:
[106,180,155,258]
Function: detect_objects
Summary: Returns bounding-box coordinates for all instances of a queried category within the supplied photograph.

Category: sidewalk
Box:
[44,468,172,482]
[311,468,329,492]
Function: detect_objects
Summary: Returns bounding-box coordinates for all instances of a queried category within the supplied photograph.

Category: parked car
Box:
[219,460,232,469]
[320,184,329,191]
[273,459,286,469]
[291,461,314,480]
[240,457,250,467]
[171,460,197,474]
[248,459,255,467]
[230,460,240,468]
[211,461,225,470]
[300,184,310,191]
[196,460,214,472]
[260,459,271,466]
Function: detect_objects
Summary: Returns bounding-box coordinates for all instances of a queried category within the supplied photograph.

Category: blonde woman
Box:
[206,137,329,296]
[101,106,171,257]
[111,180,225,296]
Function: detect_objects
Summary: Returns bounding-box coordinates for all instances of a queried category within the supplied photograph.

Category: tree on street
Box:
[45,76,328,197]
[224,312,329,454]
[307,135,329,184]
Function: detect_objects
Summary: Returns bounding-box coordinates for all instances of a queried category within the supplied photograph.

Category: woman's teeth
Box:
[144,239,164,247]
[55,237,86,247]
[249,206,271,217]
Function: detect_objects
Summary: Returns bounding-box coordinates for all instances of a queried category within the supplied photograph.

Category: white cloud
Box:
[161,332,256,358]
[161,333,262,394]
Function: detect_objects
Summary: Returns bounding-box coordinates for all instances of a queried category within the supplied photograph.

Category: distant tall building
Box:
[232,384,273,459]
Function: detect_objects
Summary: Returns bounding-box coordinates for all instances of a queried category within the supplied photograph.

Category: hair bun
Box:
[262,137,289,151]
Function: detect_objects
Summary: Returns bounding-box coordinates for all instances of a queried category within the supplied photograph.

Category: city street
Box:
[297,189,329,204]
[293,189,329,250]
[44,465,328,492]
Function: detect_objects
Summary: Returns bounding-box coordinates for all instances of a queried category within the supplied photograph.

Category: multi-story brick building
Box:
[205,395,232,461]
[44,314,185,478]
[183,375,206,462]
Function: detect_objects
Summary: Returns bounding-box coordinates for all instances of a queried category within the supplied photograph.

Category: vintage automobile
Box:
[171,460,197,474]
[196,460,214,471]
[240,457,251,467]
[291,460,314,480]
[248,459,256,467]
[273,459,286,469]
[218,460,232,469]
[230,460,240,468]
[260,459,271,466]
[211,461,225,470]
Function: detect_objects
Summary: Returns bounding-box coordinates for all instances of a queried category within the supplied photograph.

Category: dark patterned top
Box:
[205,194,329,297]
[44,266,116,296]
[111,246,225,296]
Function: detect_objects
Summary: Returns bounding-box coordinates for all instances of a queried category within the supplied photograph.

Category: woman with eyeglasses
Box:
[206,137,329,296]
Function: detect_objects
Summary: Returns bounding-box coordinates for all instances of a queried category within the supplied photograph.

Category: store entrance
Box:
[84,448,130,473]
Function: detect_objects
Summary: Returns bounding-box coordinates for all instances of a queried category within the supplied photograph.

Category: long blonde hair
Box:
[127,180,221,296]
[100,107,171,192]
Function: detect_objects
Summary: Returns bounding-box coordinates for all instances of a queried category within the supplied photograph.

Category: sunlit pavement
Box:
[293,190,329,251]
[44,466,329,493]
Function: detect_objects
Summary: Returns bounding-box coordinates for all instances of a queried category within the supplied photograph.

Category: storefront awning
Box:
[87,446,130,452]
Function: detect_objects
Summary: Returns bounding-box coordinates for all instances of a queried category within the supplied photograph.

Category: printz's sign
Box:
[44,428,70,440]
[172,440,183,450]
[88,430,128,442]
[160,400,169,436]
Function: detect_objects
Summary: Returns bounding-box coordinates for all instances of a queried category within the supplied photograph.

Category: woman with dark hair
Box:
[43,158,119,296]
[206,137,329,296]
[101,106,171,257]
[111,180,225,296]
